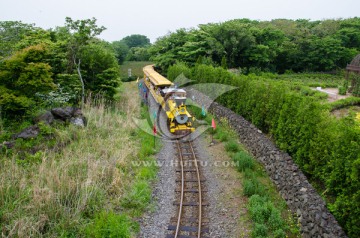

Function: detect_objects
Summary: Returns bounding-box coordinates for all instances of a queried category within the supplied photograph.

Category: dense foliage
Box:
[150,18,360,73]
[112,34,151,64]
[0,18,120,120]
[168,63,360,237]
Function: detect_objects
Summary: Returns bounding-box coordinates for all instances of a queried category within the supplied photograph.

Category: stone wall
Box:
[187,88,347,238]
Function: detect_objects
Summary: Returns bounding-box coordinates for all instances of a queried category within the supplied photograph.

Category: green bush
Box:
[215,129,229,142]
[249,204,267,224]
[268,209,285,231]
[224,140,240,153]
[338,86,347,95]
[328,97,360,111]
[273,229,286,238]
[243,179,265,197]
[233,151,255,172]
[252,223,268,238]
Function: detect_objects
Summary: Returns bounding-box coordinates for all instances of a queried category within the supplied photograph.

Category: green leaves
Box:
[0,44,55,116]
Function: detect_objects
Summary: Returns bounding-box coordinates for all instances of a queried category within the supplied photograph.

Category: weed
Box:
[233,151,255,172]
[121,181,151,212]
[243,178,265,197]
[268,209,285,231]
[224,140,240,153]
[85,211,133,238]
[215,129,229,142]
[252,223,268,238]
[273,228,286,238]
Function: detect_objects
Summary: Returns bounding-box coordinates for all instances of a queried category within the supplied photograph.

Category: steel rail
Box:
[174,141,185,237]
[174,140,202,238]
[188,141,202,238]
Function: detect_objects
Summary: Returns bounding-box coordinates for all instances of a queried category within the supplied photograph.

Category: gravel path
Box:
[138,89,177,238]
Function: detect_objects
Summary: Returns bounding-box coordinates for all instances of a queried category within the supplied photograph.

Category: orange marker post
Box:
[211,118,216,143]
[153,123,157,148]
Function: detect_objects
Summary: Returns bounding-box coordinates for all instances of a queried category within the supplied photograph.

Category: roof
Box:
[162,88,186,94]
[350,54,360,67]
[143,65,173,86]
[347,54,360,73]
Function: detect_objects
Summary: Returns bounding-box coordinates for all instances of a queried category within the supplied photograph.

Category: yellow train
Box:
[143,65,195,134]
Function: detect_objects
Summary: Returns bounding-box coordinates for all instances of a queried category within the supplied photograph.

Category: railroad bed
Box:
[166,140,209,238]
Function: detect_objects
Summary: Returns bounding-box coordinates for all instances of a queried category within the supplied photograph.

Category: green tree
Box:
[79,43,120,99]
[112,40,129,64]
[0,21,37,60]
[126,47,150,61]
[64,17,106,106]
[121,34,150,48]
[0,44,56,116]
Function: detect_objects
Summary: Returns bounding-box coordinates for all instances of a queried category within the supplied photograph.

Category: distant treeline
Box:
[149,18,360,73]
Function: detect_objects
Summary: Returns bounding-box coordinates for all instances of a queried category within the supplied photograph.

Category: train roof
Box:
[162,88,186,94]
[143,65,173,87]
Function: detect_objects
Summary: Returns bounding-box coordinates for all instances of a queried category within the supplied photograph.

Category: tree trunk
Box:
[74,58,85,108]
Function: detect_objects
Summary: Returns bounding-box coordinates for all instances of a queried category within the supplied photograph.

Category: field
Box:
[274,72,345,88]
[120,61,153,79]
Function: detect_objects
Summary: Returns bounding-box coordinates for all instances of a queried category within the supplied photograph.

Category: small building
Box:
[346,54,360,94]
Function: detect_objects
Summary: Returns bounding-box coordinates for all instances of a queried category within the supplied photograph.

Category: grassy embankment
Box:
[0,82,160,237]
[188,104,301,238]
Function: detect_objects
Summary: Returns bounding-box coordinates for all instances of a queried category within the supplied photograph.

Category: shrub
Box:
[252,223,268,238]
[338,86,347,95]
[224,140,240,153]
[249,204,267,224]
[215,129,229,142]
[243,179,265,197]
[273,229,286,238]
[233,151,255,172]
[268,209,284,231]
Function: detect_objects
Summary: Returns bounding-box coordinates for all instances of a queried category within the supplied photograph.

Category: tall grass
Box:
[0,82,156,237]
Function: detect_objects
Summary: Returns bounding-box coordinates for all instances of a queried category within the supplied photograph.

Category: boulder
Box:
[70,116,87,127]
[34,111,54,125]
[12,125,40,139]
[1,141,15,149]
[51,107,75,121]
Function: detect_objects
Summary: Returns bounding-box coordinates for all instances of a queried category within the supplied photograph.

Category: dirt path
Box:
[196,136,251,237]
[312,87,350,102]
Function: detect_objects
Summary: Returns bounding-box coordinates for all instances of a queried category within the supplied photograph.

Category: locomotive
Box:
[143,65,195,134]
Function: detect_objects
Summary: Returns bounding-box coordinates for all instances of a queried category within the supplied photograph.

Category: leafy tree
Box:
[0,21,36,60]
[150,18,360,73]
[112,40,129,64]
[79,42,120,99]
[0,44,56,116]
[126,47,150,61]
[121,34,150,48]
[64,17,106,106]
[149,29,189,69]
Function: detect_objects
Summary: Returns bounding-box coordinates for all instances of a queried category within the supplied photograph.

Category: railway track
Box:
[167,140,209,238]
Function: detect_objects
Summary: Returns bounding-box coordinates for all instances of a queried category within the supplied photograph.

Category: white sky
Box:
[1,0,359,43]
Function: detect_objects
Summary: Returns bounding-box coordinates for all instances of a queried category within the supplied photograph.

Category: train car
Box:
[143,65,195,134]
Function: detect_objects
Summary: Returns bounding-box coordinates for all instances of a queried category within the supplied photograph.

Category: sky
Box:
[1,0,359,43]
